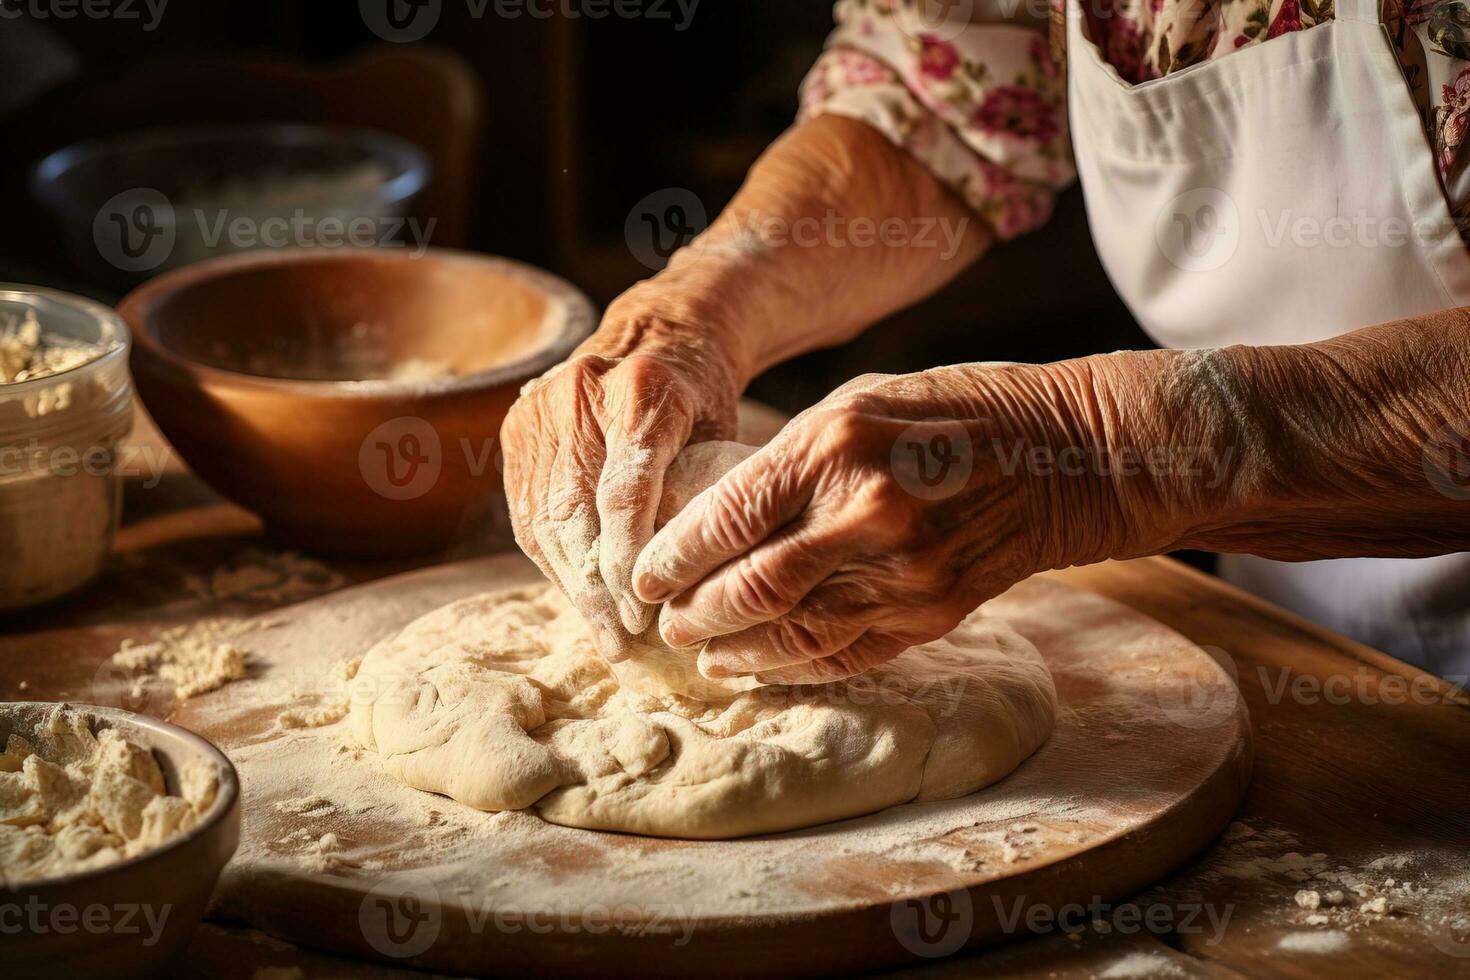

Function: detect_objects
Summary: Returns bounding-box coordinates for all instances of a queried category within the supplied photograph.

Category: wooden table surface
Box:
[4,409,1469,979]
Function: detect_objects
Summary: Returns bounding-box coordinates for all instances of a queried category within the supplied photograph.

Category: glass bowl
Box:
[0,285,133,611]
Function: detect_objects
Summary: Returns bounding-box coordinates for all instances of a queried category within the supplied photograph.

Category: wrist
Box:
[580,281,752,399]
[1041,347,1272,561]
[946,356,1205,571]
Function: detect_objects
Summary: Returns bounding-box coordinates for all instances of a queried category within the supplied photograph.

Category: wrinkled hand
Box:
[501,307,741,660]
[632,366,1121,684]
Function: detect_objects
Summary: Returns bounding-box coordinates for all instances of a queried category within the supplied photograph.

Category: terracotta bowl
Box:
[120,248,595,555]
[3,702,240,979]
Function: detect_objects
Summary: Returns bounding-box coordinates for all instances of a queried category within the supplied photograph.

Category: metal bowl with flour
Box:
[2,702,241,979]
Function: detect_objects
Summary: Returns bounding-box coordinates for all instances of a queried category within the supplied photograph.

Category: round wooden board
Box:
[168,555,1253,977]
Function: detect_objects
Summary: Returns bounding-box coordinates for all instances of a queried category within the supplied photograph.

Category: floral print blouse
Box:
[798,0,1470,240]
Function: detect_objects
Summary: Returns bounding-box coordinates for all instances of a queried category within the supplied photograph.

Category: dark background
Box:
[0,1,1149,412]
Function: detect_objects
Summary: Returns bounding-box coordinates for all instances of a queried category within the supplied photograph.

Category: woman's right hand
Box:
[500,289,744,661]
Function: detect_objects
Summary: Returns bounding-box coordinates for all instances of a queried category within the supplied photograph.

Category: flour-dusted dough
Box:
[347,441,1057,839]
[348,585,1055,838]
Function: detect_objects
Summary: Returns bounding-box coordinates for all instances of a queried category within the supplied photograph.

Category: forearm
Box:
[597,115,990,387]
[991,309,1470,567]
[1165,310,1470,558]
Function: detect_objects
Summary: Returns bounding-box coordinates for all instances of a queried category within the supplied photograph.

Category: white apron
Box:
[1068,0,1470,677]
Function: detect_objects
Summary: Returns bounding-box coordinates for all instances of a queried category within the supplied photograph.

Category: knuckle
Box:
[769,618,832,662]
[613,359,696,427]
[567,352,617,380]
[529,353,613,400]
[618,351,676,388]
[596,464,654,517]
[837,637,901,675]
[848,471,912,528]
[724,559,797,623]
[816,406,872,458]
[812,392,892,459]
[702,481,768,554]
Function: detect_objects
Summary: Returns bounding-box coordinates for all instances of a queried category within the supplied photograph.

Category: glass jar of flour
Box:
[0,287,133,612]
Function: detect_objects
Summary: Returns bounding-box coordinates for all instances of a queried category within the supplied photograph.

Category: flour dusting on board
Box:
[101,551,350,704]
[168,558,1211,930]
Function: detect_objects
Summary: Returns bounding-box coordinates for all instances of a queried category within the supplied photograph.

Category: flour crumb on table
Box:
[275,658,358,731]
[1142,820,1470,948]
[272,795,338,818]
[110,618,252,699]
[1098,950,1186,978]
[1277,929,1350,953]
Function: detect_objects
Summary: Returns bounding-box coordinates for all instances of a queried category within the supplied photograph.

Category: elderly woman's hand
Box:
[501,116,989,661]
[633,307,1470,684]
[631,363,1144,684]
[500,288,746,660]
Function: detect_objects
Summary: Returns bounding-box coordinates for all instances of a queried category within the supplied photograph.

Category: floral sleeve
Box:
[798,0,1075,240]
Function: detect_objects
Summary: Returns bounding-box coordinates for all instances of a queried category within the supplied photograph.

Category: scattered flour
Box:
[1150,820,1470,948]
[0,704,219,885]
[1218,847,1328,882]
[110,619,251,699]
[274,659,358,731]
[1099,951,1187,978]
[1366,854,1415,872]
[103,552,348,704]
[1277,929,1350,953]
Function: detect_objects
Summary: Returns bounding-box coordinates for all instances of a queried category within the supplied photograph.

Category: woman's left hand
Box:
[635,312,1470,685]
[631,364,1137,684]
